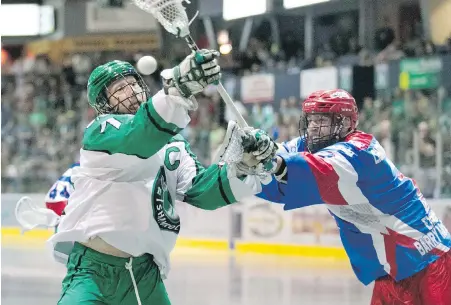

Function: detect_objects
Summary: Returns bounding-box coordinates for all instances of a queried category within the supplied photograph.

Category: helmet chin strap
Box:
[333,122,343,140]
[341,128,355,139]
[333,114,357,141]
[331,115,345,141]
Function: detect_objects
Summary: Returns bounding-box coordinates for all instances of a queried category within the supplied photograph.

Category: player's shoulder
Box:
[83,114,134,146]
[166,134,187,148]
[164,134,191,155]
[344,131,375,150]
[324,131,386,164]
[162,134,198,168]
[327,131,376,152]
[85,114,133,133]
[280,136,305,153]
[167,134,186,144]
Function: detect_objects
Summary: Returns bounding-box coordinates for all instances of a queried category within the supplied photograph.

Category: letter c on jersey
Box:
[164,147,180,171]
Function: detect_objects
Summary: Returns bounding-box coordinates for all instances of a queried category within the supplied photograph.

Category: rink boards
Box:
[2,193,451,259]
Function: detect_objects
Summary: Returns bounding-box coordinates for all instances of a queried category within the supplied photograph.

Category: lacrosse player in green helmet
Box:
[48,49,278,305]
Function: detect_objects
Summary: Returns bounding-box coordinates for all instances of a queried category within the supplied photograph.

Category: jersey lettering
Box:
[414,220,449,256]
[152,166,180,233]
[164,147,180,171]
[100,118,122,133]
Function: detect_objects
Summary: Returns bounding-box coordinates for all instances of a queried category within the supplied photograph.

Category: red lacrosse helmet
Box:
[302,89,358,129]
[300,89,359,152]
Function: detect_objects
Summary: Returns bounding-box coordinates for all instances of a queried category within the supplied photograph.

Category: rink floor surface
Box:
[1,235,373,305]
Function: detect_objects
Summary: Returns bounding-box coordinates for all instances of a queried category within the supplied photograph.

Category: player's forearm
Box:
[259,153,325,209]
[146,89,191,134]
[184,163,259,210]
[131,90,191,154]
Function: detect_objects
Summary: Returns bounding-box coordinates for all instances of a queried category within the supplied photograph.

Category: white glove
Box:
[161,49,221,99]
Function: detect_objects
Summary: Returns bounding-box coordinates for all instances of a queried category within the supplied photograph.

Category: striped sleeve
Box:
[260,142,366,210]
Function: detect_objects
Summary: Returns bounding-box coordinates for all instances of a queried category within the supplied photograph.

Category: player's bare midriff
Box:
[80,236,132,258]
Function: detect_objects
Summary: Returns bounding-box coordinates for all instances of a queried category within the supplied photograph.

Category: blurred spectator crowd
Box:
[2,17,451,197]
[222,32,451,77]
[212,15,451,76]
[1,51,162,192]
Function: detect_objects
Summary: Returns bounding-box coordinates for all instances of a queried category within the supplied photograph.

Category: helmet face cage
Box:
[94,72,150,115]
[299,112,346,153]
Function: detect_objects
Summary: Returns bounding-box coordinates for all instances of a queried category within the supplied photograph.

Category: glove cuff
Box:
[161,68,192,99]
[172,66,193,98]
[274,157,287,183]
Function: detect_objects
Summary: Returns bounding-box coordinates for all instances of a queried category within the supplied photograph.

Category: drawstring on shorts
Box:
[125,257,142,305]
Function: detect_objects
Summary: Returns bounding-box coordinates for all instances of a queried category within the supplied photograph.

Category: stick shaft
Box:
[184,36,248,128]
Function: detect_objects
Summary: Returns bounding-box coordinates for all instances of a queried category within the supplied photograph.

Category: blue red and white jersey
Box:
[258,131,451,285]
[45,162,79,216]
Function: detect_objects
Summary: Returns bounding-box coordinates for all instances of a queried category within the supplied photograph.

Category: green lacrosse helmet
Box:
[87,60,150,114]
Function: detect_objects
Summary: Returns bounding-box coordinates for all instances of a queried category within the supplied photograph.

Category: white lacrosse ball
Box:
[136,56,158,75]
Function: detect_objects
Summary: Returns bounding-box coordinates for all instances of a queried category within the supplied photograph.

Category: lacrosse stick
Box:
[209,121,273,183]
[15,196,60,232]
[131,0,248,128]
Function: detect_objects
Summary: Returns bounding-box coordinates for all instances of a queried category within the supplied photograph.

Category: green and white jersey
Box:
[47,90,259,278]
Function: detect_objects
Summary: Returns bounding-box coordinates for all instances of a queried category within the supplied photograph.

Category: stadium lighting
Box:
[223,0,267,21]
[283,0,331,9]
[217,30,230,45]
[0,4,55,36]
[219,43,233,55]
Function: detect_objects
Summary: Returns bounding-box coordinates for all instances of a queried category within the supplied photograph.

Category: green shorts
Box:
[57,242,170,305]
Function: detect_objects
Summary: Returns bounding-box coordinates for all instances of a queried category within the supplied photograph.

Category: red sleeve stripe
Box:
[301,153,348,205]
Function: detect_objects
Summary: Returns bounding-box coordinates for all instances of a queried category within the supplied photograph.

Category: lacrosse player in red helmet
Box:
[256,89,451,305]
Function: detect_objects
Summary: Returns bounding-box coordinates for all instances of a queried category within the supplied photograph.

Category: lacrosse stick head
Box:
[15,196,60,231]
[212,121,244,165]
[213,121,276,181]
[132,0,191,38]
